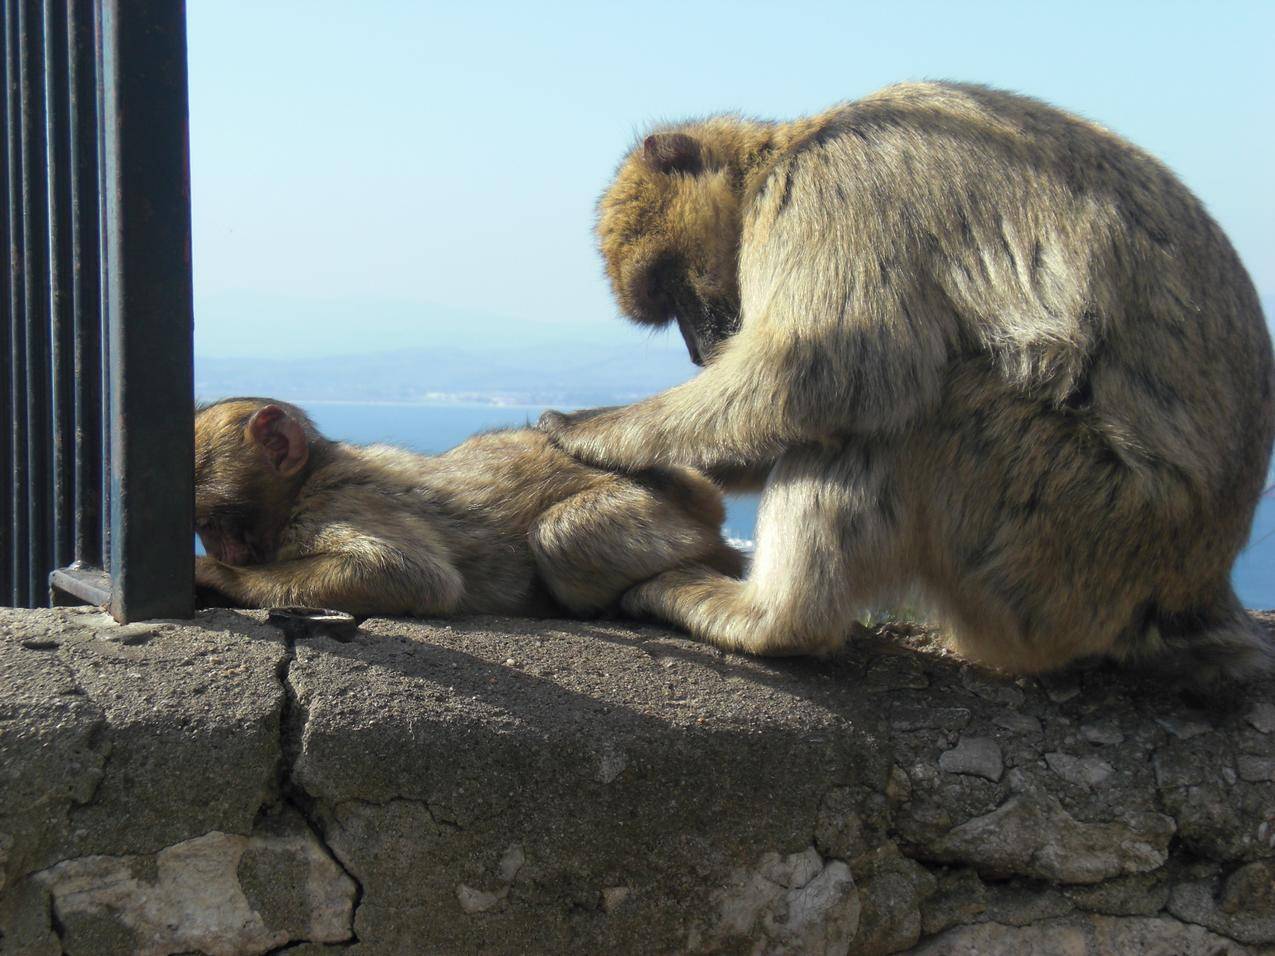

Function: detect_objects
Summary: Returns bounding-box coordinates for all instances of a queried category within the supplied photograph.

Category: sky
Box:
[186,0,1274,359]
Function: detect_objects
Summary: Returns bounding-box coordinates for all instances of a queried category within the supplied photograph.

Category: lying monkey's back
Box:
[303,428,608,533]
[290,427,724,613]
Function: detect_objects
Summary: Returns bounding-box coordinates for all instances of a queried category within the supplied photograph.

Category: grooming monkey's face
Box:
[194,400,311,566]
[597,131,744,366]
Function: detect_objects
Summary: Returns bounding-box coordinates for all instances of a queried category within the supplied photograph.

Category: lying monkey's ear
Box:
[246,405,310,478]
[643,133,703,175]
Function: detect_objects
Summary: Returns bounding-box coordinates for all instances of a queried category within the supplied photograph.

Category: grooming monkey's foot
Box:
[621,566,847,658]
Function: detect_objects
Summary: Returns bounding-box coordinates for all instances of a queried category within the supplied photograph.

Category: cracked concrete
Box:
[1,607,1274,954]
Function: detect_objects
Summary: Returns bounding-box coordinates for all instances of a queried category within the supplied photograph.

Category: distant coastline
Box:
[197,397,580,411]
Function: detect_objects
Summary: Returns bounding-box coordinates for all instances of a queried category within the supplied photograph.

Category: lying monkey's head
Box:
[194,398,320,565]
[597,118,774,365]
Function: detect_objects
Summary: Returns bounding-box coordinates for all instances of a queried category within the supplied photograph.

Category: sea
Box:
[296,401,1274,610]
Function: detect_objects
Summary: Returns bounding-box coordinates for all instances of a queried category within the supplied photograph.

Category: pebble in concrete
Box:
[1080,720,1125,746]
[601,886,631,912]
[94,622,160,645]
[939,736,1004,782]
[1045,752,1115,789]
[457,883,506,914]
[1247,702,1275,734]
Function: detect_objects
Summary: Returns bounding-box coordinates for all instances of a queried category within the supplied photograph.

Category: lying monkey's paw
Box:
[195,555,231,588]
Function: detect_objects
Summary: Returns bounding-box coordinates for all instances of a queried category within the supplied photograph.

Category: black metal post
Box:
[99,0,193,621]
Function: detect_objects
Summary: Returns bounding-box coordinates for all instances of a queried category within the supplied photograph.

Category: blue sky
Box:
[187,1,1274,358]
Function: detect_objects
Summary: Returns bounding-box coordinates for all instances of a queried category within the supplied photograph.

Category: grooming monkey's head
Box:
[194,398,321,566]
[597,118,773,365]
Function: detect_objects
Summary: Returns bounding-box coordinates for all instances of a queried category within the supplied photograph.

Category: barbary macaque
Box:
[541,81,1275,682]
[194,398,742,617]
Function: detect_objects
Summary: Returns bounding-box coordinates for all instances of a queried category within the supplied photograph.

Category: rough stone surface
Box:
[35,808,355,955]
[0,606,1273,954]
[912,914,1255,955]
[700,847,859,953]
[928,791,1175,884]
[938,736,1003,782]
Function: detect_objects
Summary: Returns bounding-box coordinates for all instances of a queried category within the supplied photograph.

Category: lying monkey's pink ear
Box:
[247,405,310,478]
[643,132,703,175]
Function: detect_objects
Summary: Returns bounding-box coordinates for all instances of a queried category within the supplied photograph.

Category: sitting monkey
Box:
[194,398,743,617]
[542,81,1275,682]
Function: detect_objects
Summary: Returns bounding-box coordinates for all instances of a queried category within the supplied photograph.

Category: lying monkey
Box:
[194,398,743,617]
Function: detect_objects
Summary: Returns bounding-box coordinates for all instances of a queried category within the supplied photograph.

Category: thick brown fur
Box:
[541,81,1275,683]
[194,398,743,618]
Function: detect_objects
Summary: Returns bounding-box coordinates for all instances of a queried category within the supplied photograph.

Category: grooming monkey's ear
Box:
[246,405,309,478]
[643,133,703,175]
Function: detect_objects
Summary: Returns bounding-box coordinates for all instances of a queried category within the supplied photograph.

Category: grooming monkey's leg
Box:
[622,443,902,655]
[530,477,741,615]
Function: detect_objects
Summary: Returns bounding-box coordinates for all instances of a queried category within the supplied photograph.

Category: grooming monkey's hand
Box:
[535,405,647,474]
[538,405,619,432]
[537,409,573,434]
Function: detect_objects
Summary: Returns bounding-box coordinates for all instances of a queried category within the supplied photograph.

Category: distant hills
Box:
[194,292,699,406]
[195,292,1275,407]
[196,337,697,407]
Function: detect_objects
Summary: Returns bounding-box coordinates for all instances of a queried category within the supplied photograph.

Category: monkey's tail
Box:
[1125,589,1274,691]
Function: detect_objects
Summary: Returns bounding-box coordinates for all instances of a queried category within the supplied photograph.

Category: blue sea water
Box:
[302,401,1274,610]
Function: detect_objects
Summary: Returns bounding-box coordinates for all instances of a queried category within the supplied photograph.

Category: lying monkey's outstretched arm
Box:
[196,534,465,617]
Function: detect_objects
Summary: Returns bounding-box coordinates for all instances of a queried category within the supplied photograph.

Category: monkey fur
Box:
[541,81,1275,682]
[194,398,743,618]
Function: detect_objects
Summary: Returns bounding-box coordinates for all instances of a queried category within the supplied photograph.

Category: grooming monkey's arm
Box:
[541,347,806,473]
[195,543,464,617]
[545,317,942,473]
[702,459,778,494]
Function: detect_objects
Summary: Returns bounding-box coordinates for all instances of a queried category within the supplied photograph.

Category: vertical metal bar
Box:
[100,0,193,621]
[5,0,29,607]
[66,0,100,570]
[44,0,72,578]
[93,0,107,573]
[18,0,50,607]
[0,3,10,604]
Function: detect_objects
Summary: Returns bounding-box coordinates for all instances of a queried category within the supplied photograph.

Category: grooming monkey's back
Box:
[817,84,1275,674]
[602,82,1274,678]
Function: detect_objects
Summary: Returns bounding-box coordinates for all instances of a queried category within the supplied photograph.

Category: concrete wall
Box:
[1,606,1272,955]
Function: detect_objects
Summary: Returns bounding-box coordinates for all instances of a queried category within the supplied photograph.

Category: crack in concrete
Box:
[43,641,113,814]
[45,889,69,953]
[272,627,365,949]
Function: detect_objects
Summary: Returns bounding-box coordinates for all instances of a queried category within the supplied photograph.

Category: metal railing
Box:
[2,0,192,621]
